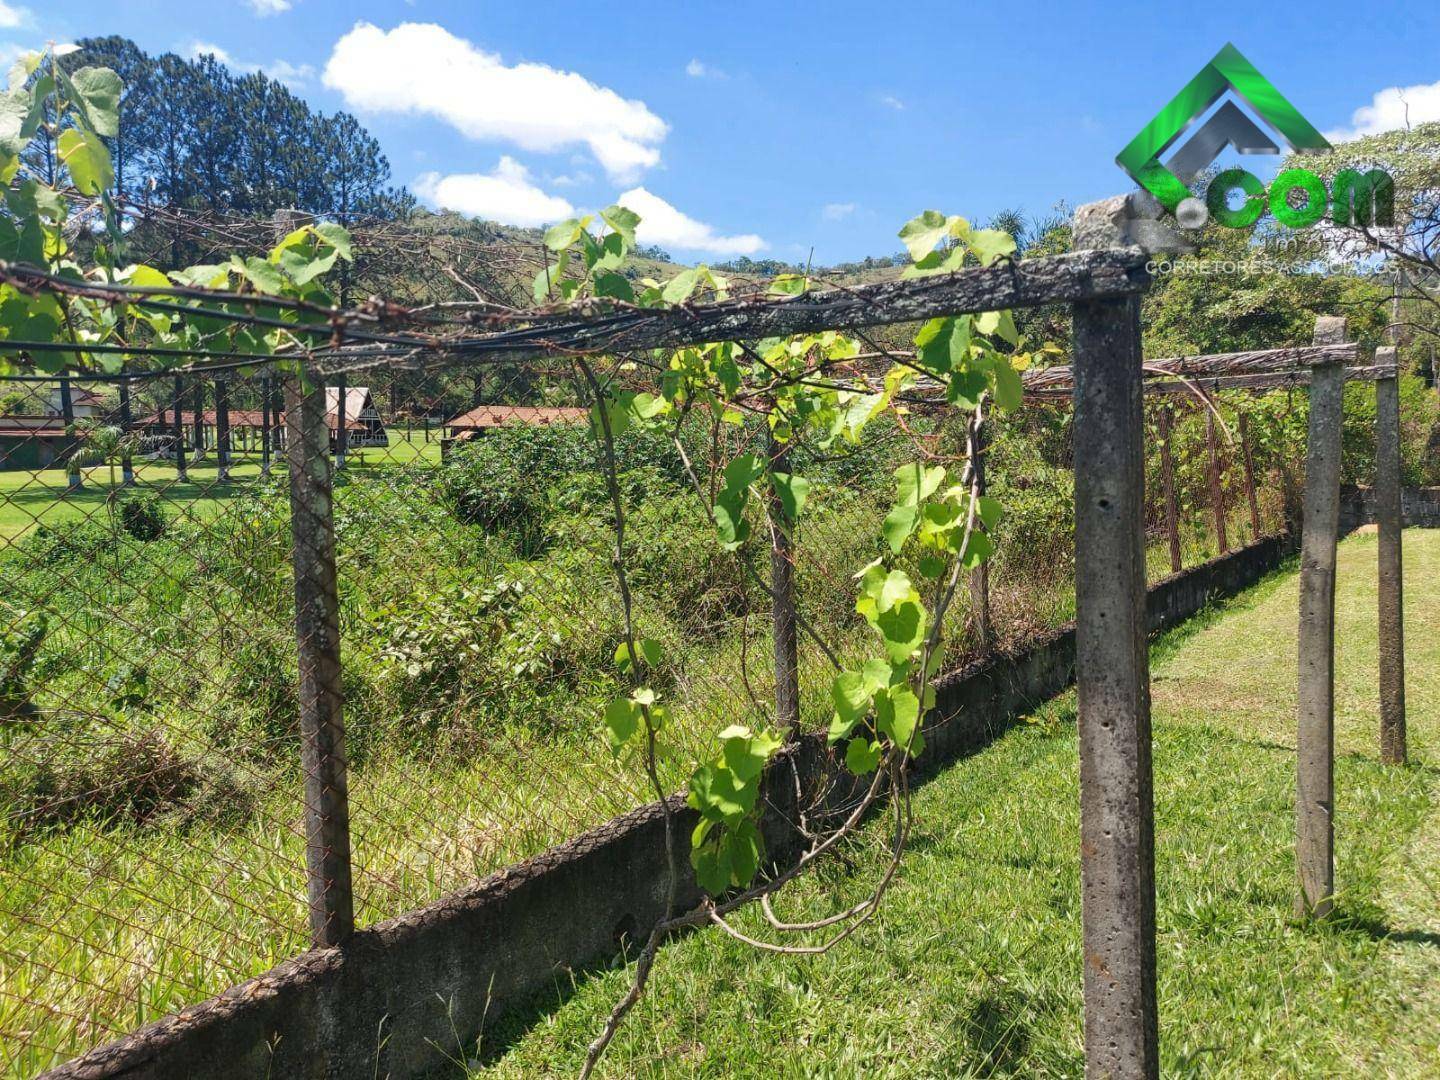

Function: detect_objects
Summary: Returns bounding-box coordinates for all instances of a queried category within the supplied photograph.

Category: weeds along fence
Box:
[0,208,1425,1077]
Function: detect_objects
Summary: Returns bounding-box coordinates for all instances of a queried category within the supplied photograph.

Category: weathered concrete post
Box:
[1296,316,1346,919]
[1205,408,1228,553]
[968,417,994,648]
[1158,406,1182,573]
[767,427,800,734]
[1374,345,1406,764]
[1071,195,1163,1080]
[284,375,355,947]
[1238,412,1262,541]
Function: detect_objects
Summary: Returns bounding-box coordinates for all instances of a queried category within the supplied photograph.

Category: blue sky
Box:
[25,0,1440,263]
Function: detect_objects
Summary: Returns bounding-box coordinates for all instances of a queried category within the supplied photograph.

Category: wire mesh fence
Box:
[0,349,1315,1074]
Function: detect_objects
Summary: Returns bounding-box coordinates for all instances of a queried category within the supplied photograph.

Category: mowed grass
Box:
[0,429,441,539]
[467,530,1440,1079]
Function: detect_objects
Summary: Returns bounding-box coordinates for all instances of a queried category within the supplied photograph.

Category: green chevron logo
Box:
[1117,44,1393,230]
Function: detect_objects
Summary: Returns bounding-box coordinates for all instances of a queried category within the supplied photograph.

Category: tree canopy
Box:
[54,36,412,222]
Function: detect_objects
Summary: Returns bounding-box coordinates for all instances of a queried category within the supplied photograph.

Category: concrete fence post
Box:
[1238,412,1262,540]
[968,418,994,648]
[284,375,356,948]
[1374,346,1406,764]
[1296,315,1346,920]
[1158,406,1182,573]
[767,427,800,735]
[1205,407,1228,553]
[1071,195,1161,1080]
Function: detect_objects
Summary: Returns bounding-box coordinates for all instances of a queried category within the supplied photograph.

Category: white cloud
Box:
[879,94,905,111]
[0,3,30,30]
[184,41,313,87]
[1327,78,1440,141]
[550,170,593,188]
[617,187,763,256]
[0,42,31,68]
[822,202,856,221]
[323,22,667,183]
[245,0,293,15]
[414,158,575,228]
[265,59,316,87]
[685,59,724,79]
[186,41,246,68]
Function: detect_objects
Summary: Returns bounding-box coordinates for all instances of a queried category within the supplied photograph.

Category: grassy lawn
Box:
[0,430,442,540]
[468,530,1440,1078]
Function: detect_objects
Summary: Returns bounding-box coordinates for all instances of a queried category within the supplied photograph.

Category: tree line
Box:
[30,36,412,223]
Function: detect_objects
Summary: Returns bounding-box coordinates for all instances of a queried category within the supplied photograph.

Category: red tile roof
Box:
[446,405,588,430]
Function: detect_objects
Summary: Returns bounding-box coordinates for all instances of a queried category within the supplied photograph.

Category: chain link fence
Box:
[0,352,1305,1074]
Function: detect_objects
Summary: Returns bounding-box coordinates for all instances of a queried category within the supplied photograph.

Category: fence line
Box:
[0,195,1418,1077]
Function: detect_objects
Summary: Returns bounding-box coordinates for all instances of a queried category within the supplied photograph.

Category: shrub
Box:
[119,493,166,541]
[432,420,699,552]
[0,726,253,844]
[0,606,46,723]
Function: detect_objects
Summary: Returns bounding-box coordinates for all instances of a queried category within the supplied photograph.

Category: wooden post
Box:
[118,374,135,485]
[172,376,188,482]
[1157,406,1182,573]
[1296,316,1346,920]
[968,417,994,648]
[1237,412,1262,540]
[767,427,800,735]
[1071,209,1158,1074]
[215,378,232,481]
[1374,346,1406,764]
[1205,407,1228,553]
[284,376,355,948]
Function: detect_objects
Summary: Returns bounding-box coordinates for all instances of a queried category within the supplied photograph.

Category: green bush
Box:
[433,421,700,553]
[119,493,166,541]
[0,606,46,723]
[0,725,253,844]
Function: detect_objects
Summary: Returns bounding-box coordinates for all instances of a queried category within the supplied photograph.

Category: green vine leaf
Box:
[993,355,1024,411]
[614,637,662,673]
[63,66,122,137]
[898,209,951,261]
[968,227,1018,267]
[770,471,811,521]
[599,204,639,245]
[603,697,640,755]
[845,737,883,775]
[661,268,699,304]
[57,128,113,195]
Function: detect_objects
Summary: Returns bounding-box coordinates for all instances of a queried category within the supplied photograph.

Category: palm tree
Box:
[70,422,142,530]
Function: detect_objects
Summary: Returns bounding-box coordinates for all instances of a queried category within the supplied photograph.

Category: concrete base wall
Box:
[48,535,1295,1080]
[1340,485,1440,533]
